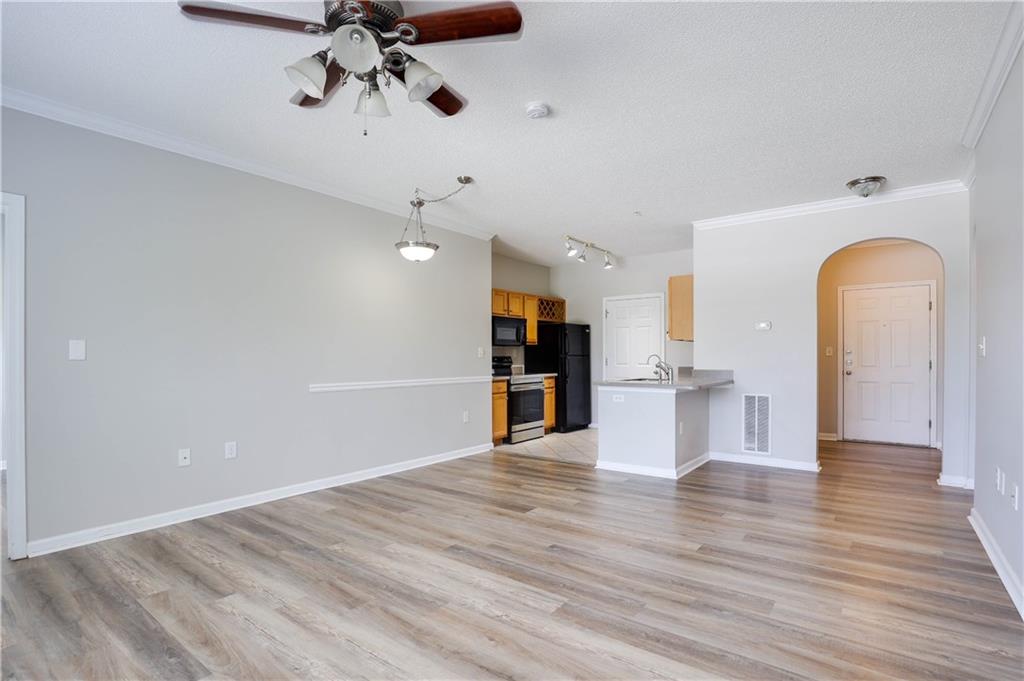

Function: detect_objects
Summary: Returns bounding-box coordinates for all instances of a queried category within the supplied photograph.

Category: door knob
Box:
[845,370,852,376]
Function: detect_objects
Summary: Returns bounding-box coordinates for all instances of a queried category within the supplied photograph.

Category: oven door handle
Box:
[510,384,543,392]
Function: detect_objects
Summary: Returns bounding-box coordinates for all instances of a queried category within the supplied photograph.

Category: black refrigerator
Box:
[525,323,592,432]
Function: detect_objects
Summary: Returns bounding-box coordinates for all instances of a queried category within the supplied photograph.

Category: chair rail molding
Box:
[961,1,1024,149]
[309,375,493,393]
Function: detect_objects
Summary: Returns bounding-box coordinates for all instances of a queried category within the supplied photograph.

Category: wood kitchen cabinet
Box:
[543,377,556,431]
[507,292,525,318]
[492,380,508,442]
[492,290,508,316]
[524,295,539,345]
[491,288,566,323]
[668,274,694,341]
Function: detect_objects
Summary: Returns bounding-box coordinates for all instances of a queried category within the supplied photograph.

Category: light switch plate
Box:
[68,339,86,361]
[825,346,834,356]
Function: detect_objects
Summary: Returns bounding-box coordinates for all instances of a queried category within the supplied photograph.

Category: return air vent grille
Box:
[742,394,771,454]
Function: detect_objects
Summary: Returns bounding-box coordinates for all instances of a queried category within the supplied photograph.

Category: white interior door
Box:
[604,295,664,380]
[842,284,932,446]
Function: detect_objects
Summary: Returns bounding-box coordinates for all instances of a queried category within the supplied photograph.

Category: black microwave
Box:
[492,316,526,346]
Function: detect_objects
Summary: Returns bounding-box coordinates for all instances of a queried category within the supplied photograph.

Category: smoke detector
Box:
[525,101,551,119]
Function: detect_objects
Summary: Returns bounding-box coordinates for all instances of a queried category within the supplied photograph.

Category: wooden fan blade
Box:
[397,2,522,45]
[179,1,327,34]
[391,70,466,117]
[296,62,346,107]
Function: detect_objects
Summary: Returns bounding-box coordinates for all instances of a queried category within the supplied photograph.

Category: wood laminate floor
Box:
[3,442,1022,680]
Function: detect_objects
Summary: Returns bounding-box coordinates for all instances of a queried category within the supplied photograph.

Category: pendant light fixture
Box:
[395,176,473,262]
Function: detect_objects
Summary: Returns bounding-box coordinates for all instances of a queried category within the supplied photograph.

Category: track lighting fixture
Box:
[564,236,615,271]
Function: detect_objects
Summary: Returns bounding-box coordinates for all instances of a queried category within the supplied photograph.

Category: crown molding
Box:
[962,152,977,189]
[0,87,494,242]
[692,180,968,231]
[961,1,1023,149]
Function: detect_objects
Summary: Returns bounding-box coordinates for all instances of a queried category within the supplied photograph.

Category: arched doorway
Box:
[817,238,944,451]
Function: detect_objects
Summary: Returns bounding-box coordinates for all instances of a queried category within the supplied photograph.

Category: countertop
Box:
[595,368,734,392]
[492,373,558,381]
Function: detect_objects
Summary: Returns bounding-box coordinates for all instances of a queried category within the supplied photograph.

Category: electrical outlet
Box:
[477,347,485,358]
[825,346,834,357]
[678,421,684,436]
[224,441,237,459]
[177,448,191,467]
[997,467,1002,492]
[462,410,470,424]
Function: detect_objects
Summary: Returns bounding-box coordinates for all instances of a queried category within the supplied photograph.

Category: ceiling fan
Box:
[179,1,523,126]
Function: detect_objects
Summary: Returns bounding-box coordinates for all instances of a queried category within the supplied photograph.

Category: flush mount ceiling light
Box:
[180,1,524,131]
[846,176,887,198]
[395,176,473,262]
[565,236,615,270]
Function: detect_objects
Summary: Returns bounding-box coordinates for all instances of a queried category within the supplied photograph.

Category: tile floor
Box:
[494,428,598,466]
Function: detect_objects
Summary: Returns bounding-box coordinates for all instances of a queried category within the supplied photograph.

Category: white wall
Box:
[491,252,550,295]
[970,49,1023,613]
[551,249,694,422]
[694,190,971,477]
[1,110,492,543]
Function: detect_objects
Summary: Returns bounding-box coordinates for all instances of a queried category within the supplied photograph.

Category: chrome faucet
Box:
[646,354,674,384]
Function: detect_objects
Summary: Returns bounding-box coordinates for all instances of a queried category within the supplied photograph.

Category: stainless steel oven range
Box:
[508,375,545,443]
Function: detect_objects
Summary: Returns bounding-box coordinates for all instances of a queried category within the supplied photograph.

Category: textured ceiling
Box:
[1,2,1008,265]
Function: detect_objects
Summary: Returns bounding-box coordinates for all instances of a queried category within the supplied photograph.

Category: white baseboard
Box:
[969,508,1023,620]
[937,474,973,489]
[708,451,821,472]
[676,453,710,478]
[595,460,678,479]
[817,433,838,441]
[25,442,493,558]
[596,453,711,480]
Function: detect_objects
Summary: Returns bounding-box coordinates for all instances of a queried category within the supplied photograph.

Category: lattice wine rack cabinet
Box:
[537,297,566,322]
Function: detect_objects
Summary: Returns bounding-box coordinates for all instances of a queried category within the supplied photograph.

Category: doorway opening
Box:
[817,239,944,449]
[2,192,26,560]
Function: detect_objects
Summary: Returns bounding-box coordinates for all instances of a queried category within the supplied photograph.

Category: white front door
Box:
[842,284,932,446]
[604,295,665,380]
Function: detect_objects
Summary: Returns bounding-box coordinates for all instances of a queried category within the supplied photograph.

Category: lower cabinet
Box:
[543,377,556,431]
[492,380,508,442]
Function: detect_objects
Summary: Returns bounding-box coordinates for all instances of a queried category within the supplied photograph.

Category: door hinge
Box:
[929,419,932,429]
[604,357,608,366]
[605,309,609,318]
[929,359,933,370]
[928,301,933,311]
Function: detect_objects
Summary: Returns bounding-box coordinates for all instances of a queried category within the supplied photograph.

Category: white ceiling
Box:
[1,1,1008,265]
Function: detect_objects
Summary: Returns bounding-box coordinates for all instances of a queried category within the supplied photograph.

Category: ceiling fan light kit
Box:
[284,51,329,99]
[565,236,615,270]
[180,0,523,130]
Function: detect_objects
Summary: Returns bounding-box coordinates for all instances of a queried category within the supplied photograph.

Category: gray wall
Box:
[695,191,972,474]
[550,249,694,423]
[491,252,550,295]
[971,50,1023,594]
[2,110,492,542]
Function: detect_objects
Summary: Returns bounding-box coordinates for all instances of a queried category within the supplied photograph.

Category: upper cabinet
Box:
[668,274,694,341]
[492,289,508,316]
[491,288,566,345]
[507,292,525,318]
[524,295,539,345]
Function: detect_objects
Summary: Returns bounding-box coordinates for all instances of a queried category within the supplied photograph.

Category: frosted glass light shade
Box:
[354,86,391,117]
[331,25,379,73]
[396,240,438,262]
[404,60,443,102]
[285,55,327,98]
